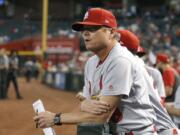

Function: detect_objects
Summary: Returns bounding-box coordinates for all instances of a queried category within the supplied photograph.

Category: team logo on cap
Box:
[137,46,141,52]
[105,19,109,24]
[84,11,89,20]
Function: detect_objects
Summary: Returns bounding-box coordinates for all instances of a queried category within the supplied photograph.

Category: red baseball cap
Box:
[117,29,140,52]
[156,53,170,63]
[137,46,146,56]
[72,8,117,31]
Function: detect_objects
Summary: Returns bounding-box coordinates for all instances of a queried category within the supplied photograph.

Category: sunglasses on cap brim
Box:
[80,25,111,32]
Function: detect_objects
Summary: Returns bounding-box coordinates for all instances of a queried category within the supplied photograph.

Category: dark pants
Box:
[6,71,21,98]
[0,69,7,99]
[25,70,32,82]
[77,123,111,135]
[77,123,134,135]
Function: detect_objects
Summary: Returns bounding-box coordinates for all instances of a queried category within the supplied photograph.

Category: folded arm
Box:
[34,95,120,128]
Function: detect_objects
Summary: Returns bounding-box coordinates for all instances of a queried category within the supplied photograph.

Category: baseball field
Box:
[0,78,77,135]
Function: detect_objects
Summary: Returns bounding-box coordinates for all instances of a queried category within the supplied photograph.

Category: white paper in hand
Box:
[32,99,56,135]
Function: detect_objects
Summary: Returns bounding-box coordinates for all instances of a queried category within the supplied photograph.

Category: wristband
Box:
[54,113,62,126]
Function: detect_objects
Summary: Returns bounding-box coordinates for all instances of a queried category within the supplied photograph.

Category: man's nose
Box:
[82,30,90,37]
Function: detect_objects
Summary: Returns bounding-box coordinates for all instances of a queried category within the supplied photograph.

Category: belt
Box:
[125,132,133,135]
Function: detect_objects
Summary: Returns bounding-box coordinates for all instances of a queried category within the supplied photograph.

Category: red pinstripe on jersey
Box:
[99,75,103,90]
[88,81,91,95]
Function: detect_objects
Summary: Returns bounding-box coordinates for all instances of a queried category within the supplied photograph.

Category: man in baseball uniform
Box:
[136,48,166,101]
[117,29,180,135]
[156,53,180,102]
[34,8,157,135]
[145,64,166,102]
[118,30,166,100]
[166,86,180,129]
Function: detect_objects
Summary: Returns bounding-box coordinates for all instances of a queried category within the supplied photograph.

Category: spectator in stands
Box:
[33,59,41,80]
[6,50,23,99]
[24,58,34,82]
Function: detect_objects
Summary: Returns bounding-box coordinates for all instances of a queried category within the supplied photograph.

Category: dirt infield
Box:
[0,78,79,135]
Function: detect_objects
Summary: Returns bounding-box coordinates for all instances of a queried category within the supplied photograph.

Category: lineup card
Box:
[32,99,56,135]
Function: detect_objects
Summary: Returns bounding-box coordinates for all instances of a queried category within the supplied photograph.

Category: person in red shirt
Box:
[156,53,180,102]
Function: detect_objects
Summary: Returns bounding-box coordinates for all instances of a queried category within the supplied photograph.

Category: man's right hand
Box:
[81,99,111,115]
[76,92,86,101]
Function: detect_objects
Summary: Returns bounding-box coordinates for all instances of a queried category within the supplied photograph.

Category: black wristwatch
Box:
[53,113,62,126]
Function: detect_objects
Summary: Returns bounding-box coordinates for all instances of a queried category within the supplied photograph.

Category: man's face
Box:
[81,25,112,52]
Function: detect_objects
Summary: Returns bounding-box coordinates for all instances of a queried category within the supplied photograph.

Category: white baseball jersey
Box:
[136,57,178,135]
[146,66,166,99]
[83,43,156,134]
[174,86,180,127]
